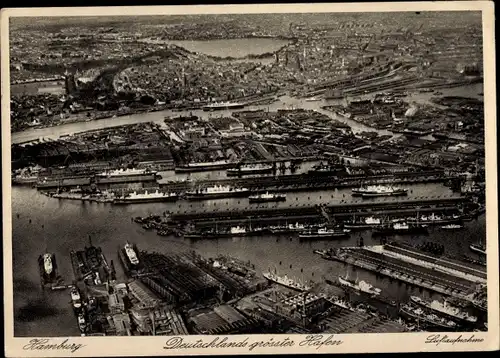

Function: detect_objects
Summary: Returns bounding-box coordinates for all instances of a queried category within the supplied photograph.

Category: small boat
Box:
[441,224,464,230]
[43,253,53,276]
[70,287,82,309]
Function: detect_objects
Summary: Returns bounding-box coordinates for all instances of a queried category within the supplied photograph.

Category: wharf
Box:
[316,246,481,303]
[168,196,466,223]
[159,170,454,193]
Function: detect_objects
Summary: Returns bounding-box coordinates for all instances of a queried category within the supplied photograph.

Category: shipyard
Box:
[9,11,490,338]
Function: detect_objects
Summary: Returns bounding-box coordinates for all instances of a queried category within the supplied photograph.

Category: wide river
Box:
[9,38,486,336]
[11,183,486,337]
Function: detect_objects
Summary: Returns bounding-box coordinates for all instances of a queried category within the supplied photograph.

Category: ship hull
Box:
[185,191,250,200]
[372,226,428,236]
[410,297,476,324]
[175,163,236,173]
[227,167,274,176]
[184,229,267,240]
[249,196,286,203]
[203,104,245,111]
[299,232,349,240]
[355,191,408,198]
[113,196,178,204]
[263,273,310,292]
[399,307,456,331]
[96,174,157,184]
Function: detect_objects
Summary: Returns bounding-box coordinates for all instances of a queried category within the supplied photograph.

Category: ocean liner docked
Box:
[113,190,178,204]
[352,185,408,198]
[185,185,250,200]
[95,168,158,183]
[410,296,477,324]
[175,160,236,173]
[226,163,274,176]
[202,101,245,111]
[299,227,350,240]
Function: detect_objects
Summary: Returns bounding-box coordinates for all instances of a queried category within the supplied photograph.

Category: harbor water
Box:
[11,183,486,336]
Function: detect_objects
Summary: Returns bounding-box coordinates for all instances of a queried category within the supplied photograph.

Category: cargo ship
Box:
[202,101,245,111]
[95,168,158,183]
[113,190,178,204]
[249,192,286,203]
[185,185,250,200]
[399,303,457,330]
[262,271,311,292]
[299,227,350,240]
[372,222,428,236]
[338,273,381,296]
[124,242,139,266]
[307,162,346,176]
[352,185,408,198]
[344,216,382,230]
[184,226,268,239]
[175,160,236,173]
[96,168,157,178]
[226,163,274,176]
[407,213,461,225]
[12,165,43,185]
[78,314,87,334]
[38,253,57,284]
[269,222,307,234]
[410,296,477,324]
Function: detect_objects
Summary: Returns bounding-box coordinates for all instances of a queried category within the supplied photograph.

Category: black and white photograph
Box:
[2,2,498,356]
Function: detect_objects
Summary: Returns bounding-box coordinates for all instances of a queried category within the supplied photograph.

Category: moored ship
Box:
[441,224,464,230]
[249,192,286,203]
[96,168,157,178]
[124,242,139,266]
[352,185,408,198]
[299,227,350,240]
[308,162,346,176]
[410,296,477,324]
[269,222,307,234]
[202,101,245,111]
[113,190,178,204]
[227,163,274,176]
[344,216,382,230]
[70,286,82,310]
[399,303,457,331]
[263,271,311,292]
[338,273,382,296]
[185,185,250,200]
[372,222,428,236]
[407,213,461,225]
[175,160,236,173]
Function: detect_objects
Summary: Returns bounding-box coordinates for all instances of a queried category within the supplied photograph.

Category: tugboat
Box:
[262,271,311,292]
[70,286,82,310]
[299,227,350,240]
[410,296,477,324]
[352,185,408,198]
[248,192,286,203]
[77,314,87,334]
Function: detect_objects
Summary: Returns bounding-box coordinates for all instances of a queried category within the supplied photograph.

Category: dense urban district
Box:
[10,12,488,337]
